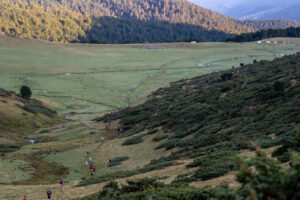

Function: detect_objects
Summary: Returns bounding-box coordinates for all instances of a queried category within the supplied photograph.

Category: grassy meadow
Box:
[0,35,300,199]
[1,35,299,118]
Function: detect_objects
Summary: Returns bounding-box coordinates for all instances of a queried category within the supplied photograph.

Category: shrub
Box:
[123,136,144,145]
[273,80,285,92]
[20,85,32,98]
[108,157,129,167]
[108,162,122,167]
[155,138,180,150]
[111,156,129,163]
[0,144,20,153]
[125,125,145,137]
[220,73,233,81]
[147,129,158,135]
[23,104,55,118]
[153,134,168,141]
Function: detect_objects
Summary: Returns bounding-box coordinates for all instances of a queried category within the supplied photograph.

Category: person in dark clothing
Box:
[60,177,64,191]
[47,189,52,199]
[91,168,94,176]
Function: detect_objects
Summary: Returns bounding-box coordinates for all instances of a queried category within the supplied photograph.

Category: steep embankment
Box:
[0,88,59,152]
[85,53,300,187]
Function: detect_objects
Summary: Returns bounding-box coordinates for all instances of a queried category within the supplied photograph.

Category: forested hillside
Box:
[227,27,300,42]
[0,0,299,43]
[82,16,231,43]
[40,0,299,33]
[0,1,90,42]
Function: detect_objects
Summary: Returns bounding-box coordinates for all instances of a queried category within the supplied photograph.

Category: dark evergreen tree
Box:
[20,86,32,99]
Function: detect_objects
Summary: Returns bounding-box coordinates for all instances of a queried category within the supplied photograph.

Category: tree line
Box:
[226,27,300,42]
[80,16,231,44]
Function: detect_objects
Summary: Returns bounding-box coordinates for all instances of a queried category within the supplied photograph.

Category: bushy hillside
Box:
[0,0,299,43]
[87,53,300,186]
[81,150,300,200]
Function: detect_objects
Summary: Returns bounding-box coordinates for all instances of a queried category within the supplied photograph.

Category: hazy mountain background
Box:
[191,0,300,22]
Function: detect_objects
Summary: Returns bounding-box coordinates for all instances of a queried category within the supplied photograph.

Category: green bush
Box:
[125,125,145,137]
[23,104,55,118]
[108,156,129,167]
[155,138,180,150]
[147,129,158,135]
[153,134,168,141]
[20,85,32,98]
[123,136,144,145]
[273,80,286,92]
[0,144,20,153]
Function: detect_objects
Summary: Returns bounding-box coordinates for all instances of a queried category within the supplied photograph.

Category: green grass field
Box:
[1,35,299,118]
[0,35,299,199]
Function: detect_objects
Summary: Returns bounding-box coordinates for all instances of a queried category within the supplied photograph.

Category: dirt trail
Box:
[0,159,194,200]
[0,182,105,200]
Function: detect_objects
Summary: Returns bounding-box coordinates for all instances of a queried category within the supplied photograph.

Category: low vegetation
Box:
[122,135,144,145]
[153,134,168,141]
[108,156,129,167]
[79,149,300,200]
[92,53,300,185]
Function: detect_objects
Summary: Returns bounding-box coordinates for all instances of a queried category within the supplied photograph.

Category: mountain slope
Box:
[193,0,300,22]
[84,53,300,186]
[0,0,299,43]
[251,5,300,22]
[37,0,300,33]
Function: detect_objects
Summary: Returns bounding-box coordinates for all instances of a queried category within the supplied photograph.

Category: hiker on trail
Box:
[84,161,88,168]
[101,137,104,143]
[120,128,124,135]
[90,163,93,170]
[91,168,94,176]
[86,148,90,155]
[22,195,27,200]
[111,112,115,118]
[47,189,52,199]
[60,177,64,191]
[114,131,118,137]
[89,157,92,162]
[93,165,96,172]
